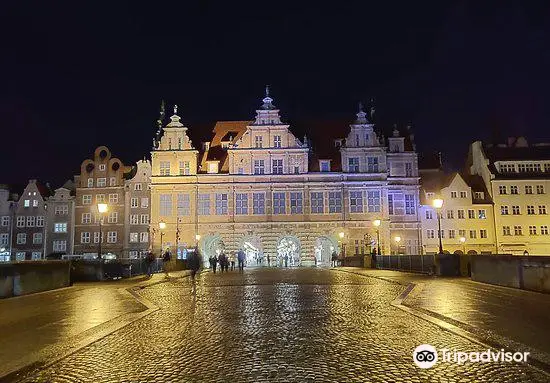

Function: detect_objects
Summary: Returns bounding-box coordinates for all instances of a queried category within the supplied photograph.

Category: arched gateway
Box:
[276,236,301,267]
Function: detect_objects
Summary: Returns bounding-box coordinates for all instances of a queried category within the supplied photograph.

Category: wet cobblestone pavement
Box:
[14,268,549,382]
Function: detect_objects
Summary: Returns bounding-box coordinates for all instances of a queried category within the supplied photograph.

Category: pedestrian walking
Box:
[371,248,377,269]
[267,254,271,267]
[284,254,288,268]
[229,252,236,271]
[219,251,228,272]
[210,254,218,273]
[237,249,245,272]
[162,248,172,278]
[331,251,337,267]
[187,246,201,284]
[145,251,155,277]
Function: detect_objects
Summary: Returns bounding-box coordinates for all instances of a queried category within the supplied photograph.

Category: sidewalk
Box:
[0,270,191,379]
[339,267,550,360]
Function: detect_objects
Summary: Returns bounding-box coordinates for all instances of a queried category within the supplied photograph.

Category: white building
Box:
[150,89,422,265]
[419,172,496,255]
[468,138,550,255]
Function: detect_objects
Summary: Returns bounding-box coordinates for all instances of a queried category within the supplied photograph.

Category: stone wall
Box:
[0,261,71,298]
[471,255,550,293]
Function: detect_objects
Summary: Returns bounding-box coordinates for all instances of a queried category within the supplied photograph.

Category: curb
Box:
[333,269,550,377]
[1,271,196,383]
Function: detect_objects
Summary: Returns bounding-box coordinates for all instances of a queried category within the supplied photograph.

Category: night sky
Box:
[2,1,549,188]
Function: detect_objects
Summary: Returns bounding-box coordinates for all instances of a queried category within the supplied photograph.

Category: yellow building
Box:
[420,172,496,255]
[468,138,550,255]
[150,90,422,265]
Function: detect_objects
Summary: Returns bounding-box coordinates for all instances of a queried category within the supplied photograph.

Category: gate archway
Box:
[314,236,338,266]
[277,236,301,267]
[201,235,226,265]
[239,235,263,266]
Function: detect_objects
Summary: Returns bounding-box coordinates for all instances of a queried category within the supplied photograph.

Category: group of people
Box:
[208,249,246,273]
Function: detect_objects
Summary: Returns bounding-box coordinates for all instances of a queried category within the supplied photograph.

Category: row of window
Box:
[86,177,118,187]
[129,232,149,243]
[427,229,488,239]
[82,193,121,205]
[254,135,282,148]
[498,185,545,195]
[499,162,550,173]
[130,197,149,208]
[129,214,150,225]
[425,209,487,220]
[347,157,385,173]
[15,216,45,227]
[502,225,549,236]
[159,161,191,176]
[159,191,389,216]
[426,191,485,200]
[80,231,118,243]
[500,205,547,215]
[2,237,65,250]
[81,212,120,224]
[16,232,43,244]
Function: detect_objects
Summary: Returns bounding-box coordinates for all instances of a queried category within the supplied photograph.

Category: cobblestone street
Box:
[8,268,550,382]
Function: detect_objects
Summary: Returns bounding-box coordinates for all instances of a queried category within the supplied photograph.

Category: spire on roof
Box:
[369,98,376,121]
[261,85,276,110]
[166,104,184,128]
[355,102,369,124]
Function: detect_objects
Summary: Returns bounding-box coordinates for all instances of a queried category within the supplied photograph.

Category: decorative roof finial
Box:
[355,101,369,124]
[261,85,276,110]
[265,85,270,97]
[174,104,178,115]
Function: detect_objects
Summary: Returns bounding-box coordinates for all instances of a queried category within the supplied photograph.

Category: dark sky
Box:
[1,1,549,188]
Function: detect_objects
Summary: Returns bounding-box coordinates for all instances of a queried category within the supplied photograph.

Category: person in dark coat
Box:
[210,255,218,273]
[162,248,172,278]
[187,247,201,283]
[237,249,245,272]
[219,252,228,273]
[331,251,338,267]
[145,251,155,277]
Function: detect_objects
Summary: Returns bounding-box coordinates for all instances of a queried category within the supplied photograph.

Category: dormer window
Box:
[334,139,343,148]
[221,142,229,149]
[475,191,484,199]
[274,135,281,148]
[207,162,219,174]
[320,160,331,172]
[255,136,263,148]
[99,164,106,171]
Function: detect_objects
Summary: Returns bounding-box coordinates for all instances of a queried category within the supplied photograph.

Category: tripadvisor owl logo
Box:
[413,344,438,368]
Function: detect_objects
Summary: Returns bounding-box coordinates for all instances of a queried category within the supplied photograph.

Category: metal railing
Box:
[375,254,436,274]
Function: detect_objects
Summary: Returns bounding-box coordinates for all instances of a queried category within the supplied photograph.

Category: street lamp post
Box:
[373,219,381,255]
[159,221,166,255]
[338,231,345,266]
[433,198,444,254]
[460,236,466,254]
[97,203,108,260]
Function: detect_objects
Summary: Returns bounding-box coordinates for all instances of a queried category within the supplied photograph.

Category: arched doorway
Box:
[314,236,338,266]
[453,250,464,255]
[239,235,263,266]
[467,250,478,255]
[201,235,225,265]
[277,236,301,267]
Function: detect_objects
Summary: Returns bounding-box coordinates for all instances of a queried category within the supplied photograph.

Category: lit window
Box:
[54,223,67,233]
[141,198,149,208]
[320,160,330,172]
[96,194,105,203]
[109,177,116,186]
[478,209,486,219]
[130,233,138,243]
[24,200,30,207]
[99,164,106,171]
[97,178,107,187]
[273,135,281,148]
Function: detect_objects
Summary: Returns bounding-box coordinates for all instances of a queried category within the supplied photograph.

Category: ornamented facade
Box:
[151,90,422,265]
